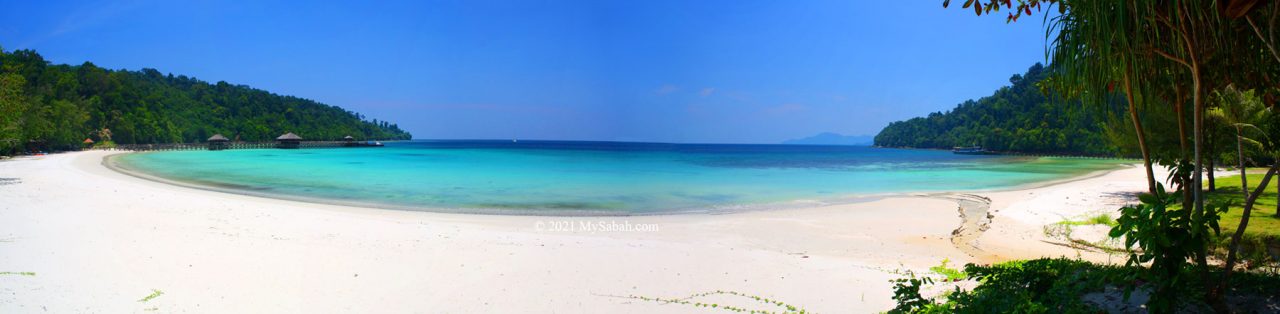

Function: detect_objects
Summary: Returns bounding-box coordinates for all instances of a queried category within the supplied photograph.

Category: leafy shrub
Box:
[945,259,1118,313]
[888,270,937,314]
[1109,183,1225,311]
[890,258,1129,313]
[92,140,117,149]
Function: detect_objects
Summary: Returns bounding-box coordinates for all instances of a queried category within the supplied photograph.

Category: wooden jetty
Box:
[105,133,385,152]
[111,141,383,152]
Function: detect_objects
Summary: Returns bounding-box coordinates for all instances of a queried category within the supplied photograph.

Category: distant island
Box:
[0,48,411,155]
[873,63,1122,156]
[782,132,873,146]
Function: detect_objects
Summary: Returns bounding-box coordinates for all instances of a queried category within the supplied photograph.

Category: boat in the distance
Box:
[952,146,995,155]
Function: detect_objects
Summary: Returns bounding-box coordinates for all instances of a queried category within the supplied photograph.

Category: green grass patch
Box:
[137,289,164,303]
[0,271,35,276]
[1159,174,1280,267]
[929,258,967,281]
[1057,213,1116,227]
[1206,173,1280,241]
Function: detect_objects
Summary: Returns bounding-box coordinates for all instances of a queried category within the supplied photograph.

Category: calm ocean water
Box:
[113,140,1126,214]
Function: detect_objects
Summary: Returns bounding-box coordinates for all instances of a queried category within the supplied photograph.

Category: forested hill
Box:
[873,63,1123,156]
[0,48,411,154]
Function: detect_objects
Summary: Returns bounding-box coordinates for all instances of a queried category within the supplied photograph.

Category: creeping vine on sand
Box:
[137,289,164,303]
[607,290,808,314]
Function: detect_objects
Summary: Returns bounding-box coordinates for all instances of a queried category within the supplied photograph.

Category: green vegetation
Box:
[888,0,1280,312]
[0,48,411,155]
[891,258,1121,313]
[1056,213,1116,227]
[890,258,1280,313]
[1042,213,1127,254]
[92,140,117,149]
[1109,183,1226,311]
[0,271,35,276]
[1207,174,1280,241]
[929,258,967,281]
[137,289,164,303]
[874,63,1121,155]
[623,290,807,313]
[1203,174,1280,268]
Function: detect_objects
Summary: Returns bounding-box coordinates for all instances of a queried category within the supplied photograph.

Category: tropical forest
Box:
[0,48,411,155]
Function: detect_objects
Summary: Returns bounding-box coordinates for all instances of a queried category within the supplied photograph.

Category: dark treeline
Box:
[873,63,1129,156]
[0,48,411,155]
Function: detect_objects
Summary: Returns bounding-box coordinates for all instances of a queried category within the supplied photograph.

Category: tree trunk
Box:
[1190,60,1221,312]
[1237,131,1249,199]
[1191,65,1204,228]
[1176,86,1195,207]
[1219,163,1279,296]
[1208,156,1216,192]
[1124,72,1157,193]
[1176,87,1190,156]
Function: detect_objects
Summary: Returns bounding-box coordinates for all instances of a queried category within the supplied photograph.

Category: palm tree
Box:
[946,2,1258,311]
[1041,0,1159,193]
[1209,86,1269,199]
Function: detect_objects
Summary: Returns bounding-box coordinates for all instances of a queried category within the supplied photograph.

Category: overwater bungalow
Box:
[208,134,230,150]
[277,132,302,149]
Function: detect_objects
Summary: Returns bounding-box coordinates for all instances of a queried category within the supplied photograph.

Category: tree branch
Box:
[1152,48,1192,69]
[1221,162,1280,286]
[1247,15,1280,65]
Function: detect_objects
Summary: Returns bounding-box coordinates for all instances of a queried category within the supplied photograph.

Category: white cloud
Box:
[699,87,716,97]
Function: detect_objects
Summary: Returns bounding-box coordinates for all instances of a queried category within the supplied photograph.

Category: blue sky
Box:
[0,0,1050,143]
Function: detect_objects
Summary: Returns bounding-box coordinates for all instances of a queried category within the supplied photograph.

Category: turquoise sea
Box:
[112,140,1127,215]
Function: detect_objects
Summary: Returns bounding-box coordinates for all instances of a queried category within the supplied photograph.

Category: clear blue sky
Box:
[1,0,1051,143]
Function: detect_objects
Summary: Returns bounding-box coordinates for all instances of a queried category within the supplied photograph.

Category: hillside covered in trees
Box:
[873,63,1128,156]
[0,48,411,155]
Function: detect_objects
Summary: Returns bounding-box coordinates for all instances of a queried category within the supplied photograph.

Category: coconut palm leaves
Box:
[946,0,1280,311]
[1044,1,1163,194]
[1210,86,1271,197]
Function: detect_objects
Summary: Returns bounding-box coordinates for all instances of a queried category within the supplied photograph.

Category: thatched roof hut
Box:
[276,132,302,149]
[276,132,302,141]
[343,135,355,141]
[206,134,231,150]
[83,138,94,144]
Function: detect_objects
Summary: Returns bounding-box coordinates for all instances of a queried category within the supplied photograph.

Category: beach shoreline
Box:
[101,149,1132,218]
[0,151,1150,313]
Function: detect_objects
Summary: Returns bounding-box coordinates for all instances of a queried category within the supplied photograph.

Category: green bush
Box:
[891,259,1102,313]
[889,257,1280,313]
[924,259,1119,313]
[1109,183,1226,311]
[92,140,116,149]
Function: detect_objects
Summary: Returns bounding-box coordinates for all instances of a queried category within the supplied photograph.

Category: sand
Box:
[0,151,1150,313]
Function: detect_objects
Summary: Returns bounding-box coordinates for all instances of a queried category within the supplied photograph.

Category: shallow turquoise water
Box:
[113,140,1127,214]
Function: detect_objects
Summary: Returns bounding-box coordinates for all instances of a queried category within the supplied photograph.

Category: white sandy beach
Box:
[0,151,1151,313]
